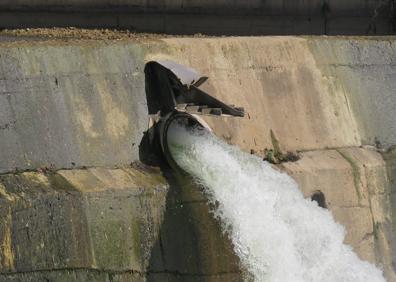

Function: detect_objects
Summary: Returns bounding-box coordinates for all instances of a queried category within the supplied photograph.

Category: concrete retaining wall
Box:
[1,35,396,280]
[0,0,394,35]
[3,36,396,173]
[0,42,148,173]
[0,0,384,12]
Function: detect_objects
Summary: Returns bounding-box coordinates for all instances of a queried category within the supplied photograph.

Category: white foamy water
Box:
[167,123,385,282]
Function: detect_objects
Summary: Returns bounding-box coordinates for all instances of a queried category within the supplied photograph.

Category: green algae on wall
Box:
[0,167,168,277]
[337,149,363,203]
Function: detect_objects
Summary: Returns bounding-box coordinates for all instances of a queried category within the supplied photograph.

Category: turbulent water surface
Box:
[167,123,385,282]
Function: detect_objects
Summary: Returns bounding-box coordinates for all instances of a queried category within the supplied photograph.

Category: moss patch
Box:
[264,130,300,164]
[270,129,281,157]
[337,150,362,202]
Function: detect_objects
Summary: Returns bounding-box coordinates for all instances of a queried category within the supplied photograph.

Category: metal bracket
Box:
[144,60,245,117]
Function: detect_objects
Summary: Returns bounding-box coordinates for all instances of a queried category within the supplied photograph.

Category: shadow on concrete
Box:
[0,3,394,36]
[139,64,243,281]
[145,168,243,282]
[138,128,243,280]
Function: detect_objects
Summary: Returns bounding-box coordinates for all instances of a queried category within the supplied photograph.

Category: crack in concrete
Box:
[326,63,396,68]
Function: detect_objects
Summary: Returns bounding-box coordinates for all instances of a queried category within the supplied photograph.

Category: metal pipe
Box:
[158,111,212,170]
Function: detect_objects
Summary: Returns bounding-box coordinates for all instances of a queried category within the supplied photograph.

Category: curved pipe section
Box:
[144,60,242,169]
[158,111,212,170]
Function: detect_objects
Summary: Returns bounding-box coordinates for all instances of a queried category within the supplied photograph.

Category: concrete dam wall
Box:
[1,35,396,281]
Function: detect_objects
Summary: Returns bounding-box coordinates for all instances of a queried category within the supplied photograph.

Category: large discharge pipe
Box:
[158,111,212,170]
[144,60,243,168]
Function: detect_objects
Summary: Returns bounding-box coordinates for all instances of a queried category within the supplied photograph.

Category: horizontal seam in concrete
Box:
[0,146,388,176]
[0,267,241,277]
[330,204,370,209]
[0,8,372,16]
[0,165,136,176]
[0,268,145,277]
[0,71,144,80]
[147,270,242,277]
[327,64,396,70]
[296,145,378,153]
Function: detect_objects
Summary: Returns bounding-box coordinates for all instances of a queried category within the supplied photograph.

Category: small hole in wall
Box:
[311,191,327,209]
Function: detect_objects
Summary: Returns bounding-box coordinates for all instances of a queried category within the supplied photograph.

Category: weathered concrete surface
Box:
[308,37,396,148]
[283,148,395,281]
[148,37,362,154]
[1,35,396,280]
[148,171,244,281]
[0,0,366,10]
[2,36,396,170]
[0,167,168,274]
[0,42,148,174]
[382,148,396,280]
[0,166,245,281]
[0,270,243,282]
[145,36,396,152]
[0,0,393,35]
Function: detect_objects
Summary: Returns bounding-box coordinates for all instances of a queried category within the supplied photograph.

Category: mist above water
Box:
[167,123,385,282]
